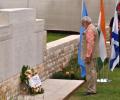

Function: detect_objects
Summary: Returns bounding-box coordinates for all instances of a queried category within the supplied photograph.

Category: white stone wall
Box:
[0,0,27,8]
[0,8,46,82]
[0,0,116,32]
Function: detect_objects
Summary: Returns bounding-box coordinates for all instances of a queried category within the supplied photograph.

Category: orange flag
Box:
[98,0,107,62]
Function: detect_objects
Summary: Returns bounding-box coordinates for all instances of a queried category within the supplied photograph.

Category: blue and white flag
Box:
[110,1,119,71]
[78,0,88,78]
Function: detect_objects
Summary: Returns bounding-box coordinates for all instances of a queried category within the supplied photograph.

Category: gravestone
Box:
[0,8,46,82]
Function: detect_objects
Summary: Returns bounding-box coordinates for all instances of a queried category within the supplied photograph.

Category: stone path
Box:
[18,79,84,100]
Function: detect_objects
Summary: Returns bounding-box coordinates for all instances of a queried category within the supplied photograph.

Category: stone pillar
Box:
[0,8,46,98]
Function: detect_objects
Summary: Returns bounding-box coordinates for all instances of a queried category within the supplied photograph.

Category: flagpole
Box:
[108,58,112,82]
[101,61,106,82]
[106,0,119,82]
[98,60,101,80]
[103,61,105,82]
[97,59,102,82]
[103,60,108,82]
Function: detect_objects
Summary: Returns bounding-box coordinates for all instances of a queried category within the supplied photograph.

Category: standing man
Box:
[81,16,99,95]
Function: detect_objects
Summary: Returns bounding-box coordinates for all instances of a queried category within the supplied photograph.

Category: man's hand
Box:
[85,57,91,64]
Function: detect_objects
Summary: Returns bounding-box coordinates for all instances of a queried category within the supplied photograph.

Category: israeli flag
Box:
[110,4,119,71]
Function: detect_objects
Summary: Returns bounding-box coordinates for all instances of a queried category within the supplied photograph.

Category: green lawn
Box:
[68,67,120,100]
[47,31,110,42]
[47,31,69,42]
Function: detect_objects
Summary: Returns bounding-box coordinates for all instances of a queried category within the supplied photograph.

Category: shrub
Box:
[51,56,81,80]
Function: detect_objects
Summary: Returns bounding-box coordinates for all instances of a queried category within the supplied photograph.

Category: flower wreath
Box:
[20,65,44,94]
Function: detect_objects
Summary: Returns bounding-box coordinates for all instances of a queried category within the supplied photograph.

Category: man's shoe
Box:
[90,92,96,95]
[84,92,96,96]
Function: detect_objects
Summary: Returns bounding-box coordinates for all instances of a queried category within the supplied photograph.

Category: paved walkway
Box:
[18,79,84,100]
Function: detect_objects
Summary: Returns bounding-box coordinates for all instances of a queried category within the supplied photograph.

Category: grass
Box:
[47,30,110,43]
[68,66,120,100]
[47,31,70,42]
[47,31,110,43]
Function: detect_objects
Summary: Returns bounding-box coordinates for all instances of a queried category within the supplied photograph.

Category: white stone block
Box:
[0,0,27,8]
[0,8,46,82]
[0,25,12,41]
[10,21,36,37]
[0,8,36,25]
[35,19,45,32]
[13,33,42,70]
[36,31,47,51]
[0,38,14,81]
[0,25,9,34]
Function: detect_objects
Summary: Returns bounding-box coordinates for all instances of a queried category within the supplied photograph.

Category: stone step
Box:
[18,79,84,100]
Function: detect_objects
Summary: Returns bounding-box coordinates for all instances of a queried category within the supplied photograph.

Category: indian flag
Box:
[98,0,107,62]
